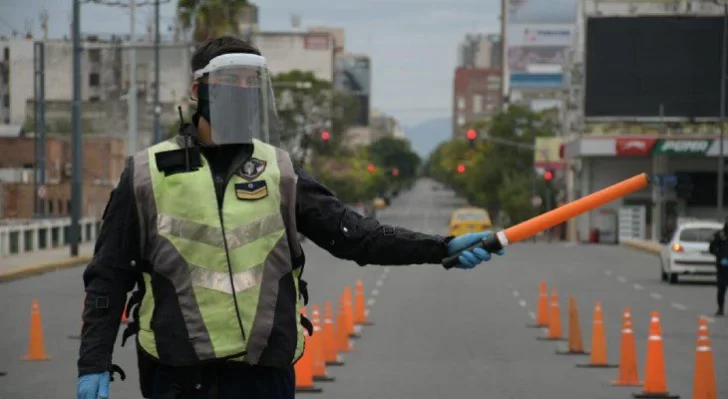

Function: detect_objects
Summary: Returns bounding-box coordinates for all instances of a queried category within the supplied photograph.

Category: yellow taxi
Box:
[448,207,492,236]
[373,197,387,209]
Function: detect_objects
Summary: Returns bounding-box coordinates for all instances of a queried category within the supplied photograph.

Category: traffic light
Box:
[466,129,477,149]
[321,131,330,141]
[544,169,554,182]
[457,163,465,173]
[392,168,400,176]
[367,163,375,173]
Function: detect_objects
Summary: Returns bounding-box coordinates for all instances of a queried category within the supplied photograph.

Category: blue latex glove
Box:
[448,231,505,269]
[721,257,728,267]
[77,371,110,399]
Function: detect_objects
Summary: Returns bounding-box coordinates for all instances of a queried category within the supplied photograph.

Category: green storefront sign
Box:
[653,139,713,155]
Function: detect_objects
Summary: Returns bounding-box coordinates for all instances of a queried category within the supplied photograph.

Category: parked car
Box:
[659,220,722,284]
[448,207,493,236]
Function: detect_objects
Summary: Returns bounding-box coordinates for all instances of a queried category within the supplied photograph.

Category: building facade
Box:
[458,33,502,69]
[452,68,503,139]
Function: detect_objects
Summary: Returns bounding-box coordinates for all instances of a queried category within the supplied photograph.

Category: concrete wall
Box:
[254,32,334,82]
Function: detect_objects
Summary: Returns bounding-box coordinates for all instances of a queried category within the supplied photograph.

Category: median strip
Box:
[0,256,91,283]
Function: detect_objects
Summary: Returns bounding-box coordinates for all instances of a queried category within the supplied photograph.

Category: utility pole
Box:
[71,0,83,256]
[153,0,162,144]
[128,0,137,156]
[719,1,727,216]
[33,41,46,217]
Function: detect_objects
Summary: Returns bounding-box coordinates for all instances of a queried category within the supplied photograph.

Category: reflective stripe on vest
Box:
[132,137,304,366]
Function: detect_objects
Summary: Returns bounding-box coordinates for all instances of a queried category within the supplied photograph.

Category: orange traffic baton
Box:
[294,307,323,393]
[442,173,649,268]
[632,312,678,399]
[576,301,617,368]
[556,296,587,355]
[612,308,641,386]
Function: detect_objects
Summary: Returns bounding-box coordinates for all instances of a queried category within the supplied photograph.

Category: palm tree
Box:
[177,0,250,43]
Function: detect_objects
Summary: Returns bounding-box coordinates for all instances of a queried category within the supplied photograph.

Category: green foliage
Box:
[425,105,557,223]
[23,116,96,135]
[177,0,250,43]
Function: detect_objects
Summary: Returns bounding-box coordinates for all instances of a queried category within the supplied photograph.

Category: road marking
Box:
[541,328,549,335]
[512,290,520,297]
[617,276,627,283]
[564,242,577,248]
[700,315,716,324]
[528,311,536,319]
[376,279,384,287]
[649,292,663,300]
[367,298,376,306]
[633,283,644,290]
[371,289,379,297]
[383,267,390,274]
[518,300,527,308]
[670,302,687,311]
[605,270,613,276]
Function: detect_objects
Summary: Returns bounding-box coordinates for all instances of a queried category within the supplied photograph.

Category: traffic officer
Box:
[709,217,728,317]
[76,36,504,399]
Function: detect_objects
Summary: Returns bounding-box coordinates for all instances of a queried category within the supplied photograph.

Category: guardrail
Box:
[0,218,101,258]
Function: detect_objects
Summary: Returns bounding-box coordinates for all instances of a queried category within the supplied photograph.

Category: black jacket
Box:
[78,143,452,376]
[709,229,728,269]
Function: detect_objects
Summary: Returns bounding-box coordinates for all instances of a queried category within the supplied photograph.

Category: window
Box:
[89,96,101,102]
[457,96,465,110]
[457,115,465,126]
[89,73,100,86]
[472,94,483,113]
[3,47,8,61]
[88,49,101,63]
[679,228,718,243]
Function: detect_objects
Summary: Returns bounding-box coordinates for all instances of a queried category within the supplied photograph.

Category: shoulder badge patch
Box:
[235,181,268,200]
[237,158,267,181]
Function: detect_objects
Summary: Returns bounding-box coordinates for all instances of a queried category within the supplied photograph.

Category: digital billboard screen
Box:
[335,56,370,126]
[585,16,728,119]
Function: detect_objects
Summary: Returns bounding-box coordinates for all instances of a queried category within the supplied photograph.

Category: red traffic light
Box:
[466,129,477,140]
[392,168,399,176]
[544,170,553,181]
[321,131,330,141]
[367,164,375,173]
[457,163,465,173]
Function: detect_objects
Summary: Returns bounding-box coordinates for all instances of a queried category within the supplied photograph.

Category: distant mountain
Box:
[403,117,452,159]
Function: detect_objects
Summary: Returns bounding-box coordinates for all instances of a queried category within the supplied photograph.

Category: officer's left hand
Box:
[447,231,505,269]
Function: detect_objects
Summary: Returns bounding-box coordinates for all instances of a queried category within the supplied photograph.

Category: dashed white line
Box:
[617,276,627,283]
[633,283,644,290]
[701,316,716,324]
[649,292,663,300]
[512,290,520,297]
[383,267,390,274]
[518,300,527,308]
[371,288,379,297]
[605,270,613,276]
[376,280,384,287]
[528,312,536,319]
[670,302,687,311]
[367,298,376,306]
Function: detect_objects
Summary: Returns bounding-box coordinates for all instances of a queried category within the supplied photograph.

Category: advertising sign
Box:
[507,24,574,47]
[615,138,657,156]
[653,139,713,155]
[508,46,565,72]
[335,55,371,126]
[507,0,579,23]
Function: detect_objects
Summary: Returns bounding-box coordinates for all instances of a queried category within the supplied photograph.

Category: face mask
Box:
[196,83,261,145]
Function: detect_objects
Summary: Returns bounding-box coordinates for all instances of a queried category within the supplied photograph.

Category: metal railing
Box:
[0,217,101,258]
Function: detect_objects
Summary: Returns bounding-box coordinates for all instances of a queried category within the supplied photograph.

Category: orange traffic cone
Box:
[343,287,360,338]
[528,281,549,328]
[23,299,50,361]
[576,301,617,368]
[556,296,588,355]
[632,311,679,398]
[537,290,565,341]
[310,305,335,382]
[295,307,323,393]
[354,280,373,326]
[692,317,716,399]
[612,308,641,386]
[336,300,351,353]
[323,300,344,366]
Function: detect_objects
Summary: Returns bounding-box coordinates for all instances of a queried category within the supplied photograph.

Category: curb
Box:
[0,256,92,283]
[620,239,661,255]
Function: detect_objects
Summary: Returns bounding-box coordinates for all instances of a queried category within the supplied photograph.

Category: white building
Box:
[561,0,727,243]
[253,30,336,82]
[458,33,502,69]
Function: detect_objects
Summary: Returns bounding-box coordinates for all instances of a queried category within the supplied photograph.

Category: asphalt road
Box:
[0,178,725,398]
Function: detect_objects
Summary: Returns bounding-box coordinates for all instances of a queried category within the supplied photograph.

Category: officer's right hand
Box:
[77,371,110,399]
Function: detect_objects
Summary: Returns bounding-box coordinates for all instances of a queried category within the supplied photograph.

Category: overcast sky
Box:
[2,0,578,126]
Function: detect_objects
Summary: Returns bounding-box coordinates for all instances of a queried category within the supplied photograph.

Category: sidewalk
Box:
[620,238,662,254]
[0,242,95,282]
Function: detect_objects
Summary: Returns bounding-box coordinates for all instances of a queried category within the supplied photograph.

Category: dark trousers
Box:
[718,269,728,311]
[150,363,295,399]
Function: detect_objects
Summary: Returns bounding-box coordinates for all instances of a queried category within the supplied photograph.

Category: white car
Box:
[659,221,721,284]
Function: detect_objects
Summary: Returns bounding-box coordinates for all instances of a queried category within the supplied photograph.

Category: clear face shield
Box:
[193,53,281,146]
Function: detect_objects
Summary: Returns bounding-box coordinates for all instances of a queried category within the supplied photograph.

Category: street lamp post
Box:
[719,1,727,215]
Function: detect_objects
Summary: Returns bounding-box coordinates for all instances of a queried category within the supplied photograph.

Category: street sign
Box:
[38,185,47,199]
[653,139,713,156]
[532,196,543,207]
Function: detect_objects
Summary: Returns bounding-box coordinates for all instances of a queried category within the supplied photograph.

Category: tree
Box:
[367,136,421,185]
[272,70,360,164]
[177,0,250,43]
